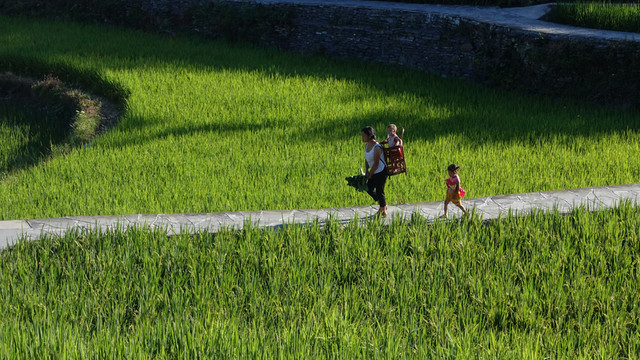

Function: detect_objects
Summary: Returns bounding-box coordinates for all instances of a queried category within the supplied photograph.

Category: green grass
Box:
[0,102,67,177]
[544,1,640,33]
[0,15,639,220]
[0,104,36,174]
[0,13,638,359]
[0,204,638,358]
[0,74,115,181]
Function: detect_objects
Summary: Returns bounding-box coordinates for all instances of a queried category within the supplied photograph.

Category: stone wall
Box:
[2,0,639,108]
[280,5,477,78]
[215,0,640,108]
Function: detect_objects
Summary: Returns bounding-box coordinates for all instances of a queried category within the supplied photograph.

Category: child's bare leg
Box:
[442,200,449,217]
[457,203,467,214]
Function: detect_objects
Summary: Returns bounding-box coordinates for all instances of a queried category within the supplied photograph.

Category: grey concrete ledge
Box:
[248,0,640,42]
[1,184,638,250]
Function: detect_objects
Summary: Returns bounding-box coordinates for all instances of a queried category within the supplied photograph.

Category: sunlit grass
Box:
[0,14,638,360]
[0,15,639,220]
[1,204,639,358]
[545,1,640,33]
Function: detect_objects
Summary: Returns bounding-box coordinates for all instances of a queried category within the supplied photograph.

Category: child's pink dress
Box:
[446,176,466,198]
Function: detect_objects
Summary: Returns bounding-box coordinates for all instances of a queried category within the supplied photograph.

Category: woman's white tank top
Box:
[365,144,386,175]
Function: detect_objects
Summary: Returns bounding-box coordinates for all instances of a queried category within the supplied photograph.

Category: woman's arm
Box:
[364,146,370,176]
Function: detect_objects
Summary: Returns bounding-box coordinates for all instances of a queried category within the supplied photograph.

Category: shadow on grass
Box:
[101,114,280,148]
[0,14,638,152]
[0,102,70,175]
[0,71,127,176]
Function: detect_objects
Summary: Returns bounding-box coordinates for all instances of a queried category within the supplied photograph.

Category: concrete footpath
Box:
[257,0,640,42]
[1,184,639,250]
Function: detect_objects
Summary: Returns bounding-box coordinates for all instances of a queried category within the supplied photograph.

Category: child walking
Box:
[443,163,467,217]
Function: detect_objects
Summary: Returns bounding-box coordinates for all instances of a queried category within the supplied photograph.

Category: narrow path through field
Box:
[1,2,639,250]
[1,184,639,250]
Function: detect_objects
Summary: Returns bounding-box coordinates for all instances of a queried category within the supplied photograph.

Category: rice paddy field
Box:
[0,205,639,358]
[0,12,640,359]
[0,13,639,358]
[0,15,638,220]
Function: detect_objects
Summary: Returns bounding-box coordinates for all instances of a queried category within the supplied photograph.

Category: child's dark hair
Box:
[447,164,460,172]
[361,126,376,140]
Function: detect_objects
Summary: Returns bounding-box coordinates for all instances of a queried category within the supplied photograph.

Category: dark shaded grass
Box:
[0,102,69,175]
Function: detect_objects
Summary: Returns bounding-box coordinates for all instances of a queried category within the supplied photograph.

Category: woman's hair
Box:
[447,164,460,172]
[362,126,376,140]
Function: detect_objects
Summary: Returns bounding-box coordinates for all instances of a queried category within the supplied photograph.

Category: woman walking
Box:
[361,126,388,217]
